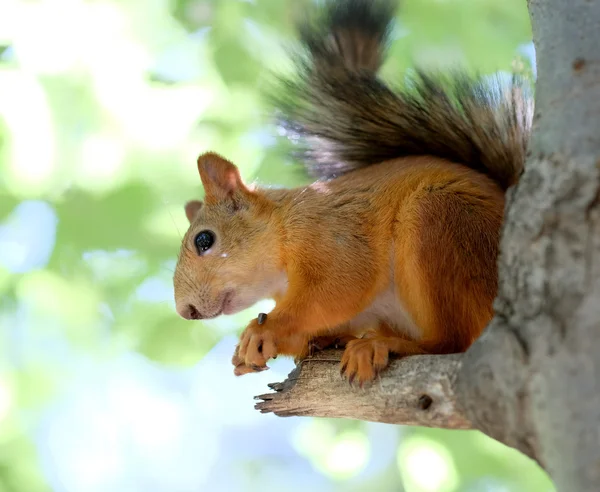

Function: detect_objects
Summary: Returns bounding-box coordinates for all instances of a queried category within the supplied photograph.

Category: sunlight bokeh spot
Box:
[10,0,87,75]
[398,435,459,492]
[78,134,128,193]
[0,72,56,196]
[324,430,371,480]
[291,421,370,481]
[291,419,336,461]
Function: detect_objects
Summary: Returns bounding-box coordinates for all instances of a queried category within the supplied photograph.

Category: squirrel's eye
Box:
[194,230,215,255]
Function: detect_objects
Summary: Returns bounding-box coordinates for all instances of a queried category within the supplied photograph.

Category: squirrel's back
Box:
[272,0,533,191]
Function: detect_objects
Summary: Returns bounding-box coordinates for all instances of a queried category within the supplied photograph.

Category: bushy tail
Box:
[272,0,533,191]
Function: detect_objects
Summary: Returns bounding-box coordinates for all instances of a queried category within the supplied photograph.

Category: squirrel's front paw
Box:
[235,320,278,371]
[231,345,269,376]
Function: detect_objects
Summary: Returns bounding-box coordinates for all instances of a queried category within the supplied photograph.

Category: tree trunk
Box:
[256,0,600,490]
[460,0,600,488]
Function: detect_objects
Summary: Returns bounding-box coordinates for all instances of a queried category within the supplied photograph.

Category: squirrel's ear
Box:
[197,152,249,204]
[184,200,203,223]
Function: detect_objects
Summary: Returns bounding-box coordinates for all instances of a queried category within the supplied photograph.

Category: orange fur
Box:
[173,153,504,385]
[172,0,530,385]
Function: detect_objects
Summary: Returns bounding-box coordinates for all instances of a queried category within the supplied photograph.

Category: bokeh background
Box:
[0,0,553,491]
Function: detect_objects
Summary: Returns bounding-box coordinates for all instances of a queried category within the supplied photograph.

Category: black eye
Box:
[194,230,215,255]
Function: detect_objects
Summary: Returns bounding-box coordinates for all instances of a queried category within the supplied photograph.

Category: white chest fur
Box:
[348,285,420,340]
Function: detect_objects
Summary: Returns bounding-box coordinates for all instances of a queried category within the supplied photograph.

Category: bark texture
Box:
[470,0,600,486]
[256,351,471,429]
[257,0,600,490]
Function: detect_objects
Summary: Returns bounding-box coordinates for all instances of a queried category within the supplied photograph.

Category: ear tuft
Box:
[184,200,203,223]
[197,152,248,203]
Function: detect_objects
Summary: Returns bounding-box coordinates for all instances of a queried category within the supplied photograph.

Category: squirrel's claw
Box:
[340,339,390,387]
[236,320,278,369]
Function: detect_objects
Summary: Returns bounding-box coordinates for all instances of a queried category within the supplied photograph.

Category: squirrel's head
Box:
[173,152,286,321]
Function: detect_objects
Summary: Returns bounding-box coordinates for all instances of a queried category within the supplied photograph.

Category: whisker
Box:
[162,196,184,241]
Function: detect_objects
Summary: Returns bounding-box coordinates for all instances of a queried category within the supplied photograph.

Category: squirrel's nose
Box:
[177,304,202,320]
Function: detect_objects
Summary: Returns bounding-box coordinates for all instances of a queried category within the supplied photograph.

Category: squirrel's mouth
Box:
[198,291,232,319]
[220,290,236,315]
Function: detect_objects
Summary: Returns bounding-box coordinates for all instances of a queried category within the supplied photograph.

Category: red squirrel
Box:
[173,0,532,385]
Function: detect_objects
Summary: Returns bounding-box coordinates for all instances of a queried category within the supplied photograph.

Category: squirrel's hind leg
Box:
[340,334,427,386]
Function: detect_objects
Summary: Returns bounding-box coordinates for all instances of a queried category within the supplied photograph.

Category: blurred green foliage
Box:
[0,0,553,491]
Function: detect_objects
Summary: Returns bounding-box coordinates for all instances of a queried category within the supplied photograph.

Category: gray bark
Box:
[460,0,600,487]
[256,351,471,429]
[257,0,600,490]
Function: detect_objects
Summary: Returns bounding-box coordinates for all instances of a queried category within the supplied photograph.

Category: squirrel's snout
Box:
[177,303,202,320]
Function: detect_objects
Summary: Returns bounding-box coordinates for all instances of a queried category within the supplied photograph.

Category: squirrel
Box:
[173,0,532,385]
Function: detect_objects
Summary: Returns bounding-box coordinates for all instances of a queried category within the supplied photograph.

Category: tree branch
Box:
[255,349,472,430]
